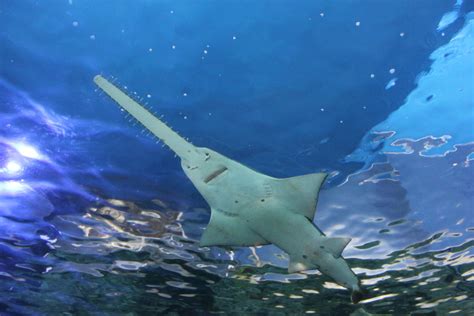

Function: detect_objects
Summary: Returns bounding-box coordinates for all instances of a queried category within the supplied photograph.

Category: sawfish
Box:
[93,75,364,303]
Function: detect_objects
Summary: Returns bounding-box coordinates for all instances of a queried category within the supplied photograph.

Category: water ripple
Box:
[1,62,473,315]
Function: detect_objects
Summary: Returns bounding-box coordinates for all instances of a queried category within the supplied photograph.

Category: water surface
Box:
[1,1,473,314]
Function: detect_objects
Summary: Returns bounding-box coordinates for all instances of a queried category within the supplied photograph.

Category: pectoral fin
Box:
[200,208,268,247]
[322,237,352,258]
[278,173,328,220]
[288,258,311,273]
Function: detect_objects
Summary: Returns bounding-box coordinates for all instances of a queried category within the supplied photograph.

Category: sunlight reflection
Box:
[5,160,22,174]
[0,180,27,194]
[13,142,42,159]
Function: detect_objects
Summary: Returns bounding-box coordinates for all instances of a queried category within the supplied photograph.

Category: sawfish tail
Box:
[93,75,194,158]
[351,288,367,304]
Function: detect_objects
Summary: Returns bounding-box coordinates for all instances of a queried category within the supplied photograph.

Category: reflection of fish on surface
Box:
[87,198,183,238]
[94,75,364,302]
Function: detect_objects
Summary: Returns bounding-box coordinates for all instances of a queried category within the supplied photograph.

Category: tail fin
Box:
[351,288,368,304]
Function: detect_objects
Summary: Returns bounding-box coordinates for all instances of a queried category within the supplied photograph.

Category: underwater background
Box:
[1,0,473,315]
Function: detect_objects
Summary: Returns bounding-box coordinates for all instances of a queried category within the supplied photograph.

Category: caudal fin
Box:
[351,288,368,304]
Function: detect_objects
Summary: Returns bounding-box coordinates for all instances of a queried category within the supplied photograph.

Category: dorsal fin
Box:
[277,173,327,220]
[322,237,352,258]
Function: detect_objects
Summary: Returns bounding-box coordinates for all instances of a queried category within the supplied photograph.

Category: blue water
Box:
[1,1,473,315]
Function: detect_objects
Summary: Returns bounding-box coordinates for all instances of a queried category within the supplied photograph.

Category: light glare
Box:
[15,143,41,159]
[0,181,26,194]
[6,161,22,174]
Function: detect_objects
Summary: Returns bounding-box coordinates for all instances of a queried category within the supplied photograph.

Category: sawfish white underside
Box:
[93,75,362,302]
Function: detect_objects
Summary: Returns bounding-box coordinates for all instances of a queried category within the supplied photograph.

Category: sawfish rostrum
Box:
[93,75,363,303]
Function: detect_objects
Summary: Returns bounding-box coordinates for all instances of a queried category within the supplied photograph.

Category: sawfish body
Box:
[93,75,363,302]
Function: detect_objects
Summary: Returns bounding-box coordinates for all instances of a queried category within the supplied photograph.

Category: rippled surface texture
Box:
[1,1,473,315]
